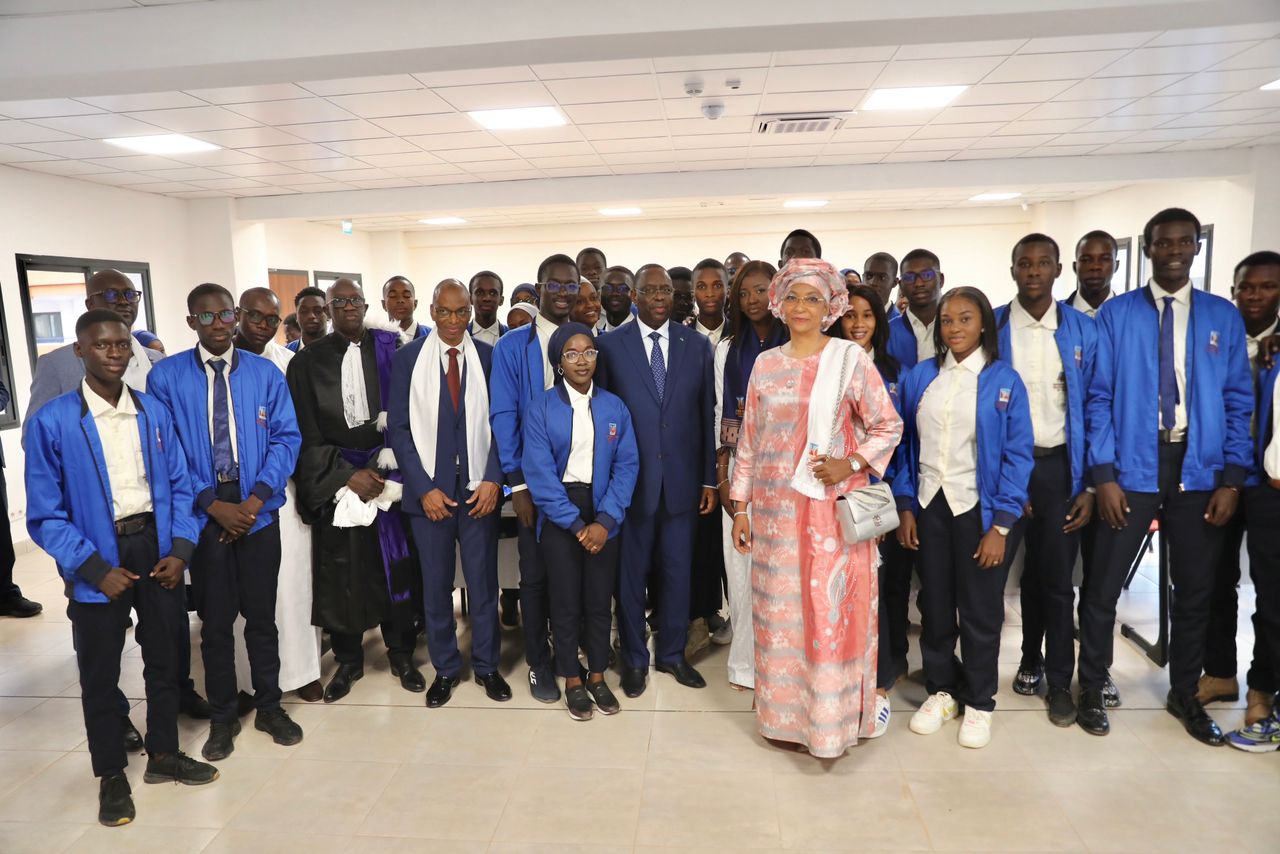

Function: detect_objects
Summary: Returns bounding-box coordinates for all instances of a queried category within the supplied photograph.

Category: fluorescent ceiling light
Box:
[103,133,220,155]
[419,216,467,225]
[468,106,566,130]
[968,192,1022,202]
[1262,77,1280,91]
[783,199,828,209]
[599,207,642,217]
[863,85,968,111]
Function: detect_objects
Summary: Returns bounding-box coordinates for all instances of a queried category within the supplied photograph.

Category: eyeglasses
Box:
[639,286,674,298]
[541,280,580,295]
[782,293,826,308]
[562,349,598,364]
[92,288,142,305]
[327,296,367,309]
[433,306,472,320]
[243,309,281,328]
[600,283,631,295]
[899,269,938,286]
[190,308,237,327]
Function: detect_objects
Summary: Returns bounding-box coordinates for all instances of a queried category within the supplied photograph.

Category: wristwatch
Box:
[993,525,1010,537]
[849,457,862,473]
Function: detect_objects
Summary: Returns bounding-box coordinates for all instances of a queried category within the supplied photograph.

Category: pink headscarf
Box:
[768,258,849,331]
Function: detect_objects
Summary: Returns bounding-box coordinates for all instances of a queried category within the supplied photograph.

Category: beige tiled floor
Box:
[1,545,1277,853]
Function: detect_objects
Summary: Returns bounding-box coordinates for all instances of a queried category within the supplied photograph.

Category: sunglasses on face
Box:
[243,309,281,328]
[190,308,237,327]
[562,349,599,364]
[93,288,142,305]
[541,280,580,295]
[899,269,938,286]
[327,296,367,309]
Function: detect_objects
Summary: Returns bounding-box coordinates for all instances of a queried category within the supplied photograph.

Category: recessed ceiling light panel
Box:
[103,133,220,155]
[468,106,566,130]
[1261,77,1280,91]
[863,85,968,111]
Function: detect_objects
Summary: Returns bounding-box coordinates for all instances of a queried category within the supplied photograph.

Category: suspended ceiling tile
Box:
[931,103,1030,123]
[1147,23,1280,46]
[543,74,660,105]
[215,161,303,177]
[287,156,373,173]
[75,91,207,112]
[411,66,537,87]
[994,118,1088,135]
[1211,39,1280,71]
[913,121,1006,138]
[241,142,337,161]
[434,81,556,112]
[326,89,453,119]
[386,163,465,178]
[1160,108,1275,127]
[188,126,305,148]
[403,130,497,150]
[19,138,136,158]
[185,83,314,104]
[80,153,184,170]
[1100,43,1260,78]
[136,166,225,181]
[358,150,446,168]
[1076,113,1169,132]
[1201,89,1280,111]
[278,119,391,143]
[162,148,265,167]
[952,81,1072,105]
[563,100,665,124]
[298,74,425,96]
[764,63,884,93]
[876,55,1005,87]
[17,158,112,176]
[509,140,595,158]
[227,98,355,125]
[896,136,984,152]
[1054,74,1186,101]
[757,91,863,114]
[663,94,760,120]
[434,146,522,163]
[487,125,586,145]
[1154,68,1279,96]
[322,137,423,157]
[1019,31,1158,53]
[532,58,654,79]
[0,120,79,144]
[1021,99,1135,119]
[371,113,477,136]
[126,105,261,132]
[653,53,771,72]
[986,50,1129,83]
[578,119,669,141]
[655,68,769,99]
[0,98,105,118]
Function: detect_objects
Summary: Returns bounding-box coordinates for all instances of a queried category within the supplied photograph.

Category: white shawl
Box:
[409,331,491,490]
[791,337,858,500]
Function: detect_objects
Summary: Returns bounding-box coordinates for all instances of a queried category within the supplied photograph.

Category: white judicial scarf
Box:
[791,337,859,500]
[409,331,491,490]
[340,338,371,429]
[124,337,153,392]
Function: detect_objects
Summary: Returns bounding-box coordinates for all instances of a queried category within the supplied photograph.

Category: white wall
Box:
[261,220,376,291]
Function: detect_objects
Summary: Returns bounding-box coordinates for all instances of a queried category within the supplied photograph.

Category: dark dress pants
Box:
[516,515,551,670]
[541,485,618,676]
[191,481,283,723]
[618,492,696,668]
[1203,495,1273,690]
[68,518,184,777]
[1078,442,1225,696]
[876,533,914,689]
[1016,449,1080,690]
[409,473,501,678]
[0,468,20,601]
[689,507,724,620]
[1236,486,1279,693]
[916,494,1022,712]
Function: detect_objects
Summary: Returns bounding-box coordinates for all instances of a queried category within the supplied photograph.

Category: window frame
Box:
[1136,224,1214,293]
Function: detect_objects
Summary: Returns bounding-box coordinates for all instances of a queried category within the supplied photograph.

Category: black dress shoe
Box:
[1167,691,1225,747]
[1046,686,1077,727]
[98,772,134,827]
[1102,672,1121,708]
[621,666,647,698]
[388,653,426,693]
[144,751,219,785]
[1013,661,1044,696]
[180,690,211,720]
[500,590,520,628]
[296,679,324,703]
[323,663,364,703]
[1077,689,1110,736]
[0,596,42,618]
[122,718,144,753]
[201,720,241,761]
[655,658,707,689]
[475,671,512,702]
[426,674,459,708]
[254,707,303,745]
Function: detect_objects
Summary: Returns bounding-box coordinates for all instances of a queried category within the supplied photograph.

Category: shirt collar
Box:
[565,382,594,404]
[944,348,987,375]
[1072,287,1112,309]
[1010,297,1058,330]
[695,317,722,337]
[534,312,559,338]
[1149,279,1192,306]
[473,317,499,332]
[1248,317,1280,343]
[636,316,669,340]
[82,379,136,416]
[198,342,234,366]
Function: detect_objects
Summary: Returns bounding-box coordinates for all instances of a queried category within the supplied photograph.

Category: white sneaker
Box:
[909,692,958,735]
[958,707,993,749]
[868,693,891,739]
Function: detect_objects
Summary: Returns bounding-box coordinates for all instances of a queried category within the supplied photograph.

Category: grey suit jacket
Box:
[22,342,163,443]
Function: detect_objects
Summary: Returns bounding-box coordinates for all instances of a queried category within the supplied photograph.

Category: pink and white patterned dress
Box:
[729,345,902,757]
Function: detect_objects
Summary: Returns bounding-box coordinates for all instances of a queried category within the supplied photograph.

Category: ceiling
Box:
[0,0,215,15]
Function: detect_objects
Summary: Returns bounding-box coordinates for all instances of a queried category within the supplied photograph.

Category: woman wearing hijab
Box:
[729,260,903,757]
[506,301,537,331]
[714,260,783,690]
[522,322,640,720]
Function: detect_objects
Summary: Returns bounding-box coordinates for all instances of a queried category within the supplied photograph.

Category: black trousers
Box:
[0,468,19,601]
[191,481,283,722]
[689,507,724,620]
[1016,449,1080,690]
[916,494,1021,712]
[1241,484,1280,694]
[517,516,552,670]
[68,518,184,777]
[1078,442,1225,696]
[876,533,914,689]
[541,485,618,677]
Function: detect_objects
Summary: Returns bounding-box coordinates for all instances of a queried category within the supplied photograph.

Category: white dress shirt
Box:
[471,319,502,348]
[563,382,595,484]
[1150,280,1190,434]
[340,337,371,428]
[694,316,726,348]
[636,317,671,367]
[533,313,559,391]
[1246,317,1279,375]
[1009,299,1067,448]
[918,349,985,515]
[904,311,937,364]
[598,312,635,335]
[1067,288,1113,319]
[83,379,152,520]
[199,343,240,467]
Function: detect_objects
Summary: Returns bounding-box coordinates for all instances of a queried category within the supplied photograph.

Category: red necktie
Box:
[446,347,461,411]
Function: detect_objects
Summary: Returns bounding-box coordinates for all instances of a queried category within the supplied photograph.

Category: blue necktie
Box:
[1159,296,1179,431]
[209,358,235,477]
[649,330,666,403]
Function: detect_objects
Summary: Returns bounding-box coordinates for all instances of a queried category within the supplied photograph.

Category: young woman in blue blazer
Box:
[892,287,1034,749]
[522,322,640,721]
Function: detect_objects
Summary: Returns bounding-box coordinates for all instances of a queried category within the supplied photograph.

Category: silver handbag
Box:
[823,346,901,545]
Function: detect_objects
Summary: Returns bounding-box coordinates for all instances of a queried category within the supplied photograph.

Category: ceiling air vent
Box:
[756,113,847,136]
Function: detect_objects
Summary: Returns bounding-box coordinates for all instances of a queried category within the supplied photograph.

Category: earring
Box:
[556,366,564,375]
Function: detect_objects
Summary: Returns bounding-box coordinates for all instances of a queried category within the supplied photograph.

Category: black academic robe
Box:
[286,330,416,635]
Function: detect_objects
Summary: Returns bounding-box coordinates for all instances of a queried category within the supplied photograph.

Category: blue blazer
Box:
[387,335,502,513]
[886,311,928,372]
[874,361,904,485]
[489,322,547,488]
[595,320,716,516]
[994,300,1097,497]
[522,384,639,540]
[285,339,301,353]
[145,348,300,535]
[24,387,199,604]
[892,357,1035,531]
[1086,286,1252,493]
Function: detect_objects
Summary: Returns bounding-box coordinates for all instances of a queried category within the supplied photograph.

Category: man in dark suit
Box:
[596,263,718,697]
[388,280,510,708]
[1,372,41,617]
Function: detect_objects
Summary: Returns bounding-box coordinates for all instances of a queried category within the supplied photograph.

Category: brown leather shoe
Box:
[1196,674,1239,705]
[295,679,324,703]
[1245,689,1276,726]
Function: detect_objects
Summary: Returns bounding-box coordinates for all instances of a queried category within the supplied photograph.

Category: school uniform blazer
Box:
[994,300,1097,497]
[522,384,640,540]
[387,335,502,514]
[1086,286,1252,494]
[490,322,546,489]
[886,312,925,372]
[892,357,1035,532]
[24,387,198,604]
[145,348,300,535]
[875,361,904,485]
[595,320,716,516]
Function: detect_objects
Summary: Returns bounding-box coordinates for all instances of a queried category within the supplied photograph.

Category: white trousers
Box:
[721,454,755,689]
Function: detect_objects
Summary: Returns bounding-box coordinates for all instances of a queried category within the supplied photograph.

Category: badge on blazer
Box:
[1208,330,1220,354]
[607,422,618,441]
[888,382,898,401]
[996,387,1011,411]
[155,426,163,449]
[1073,345,1082,367]
[257,405,268,427]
